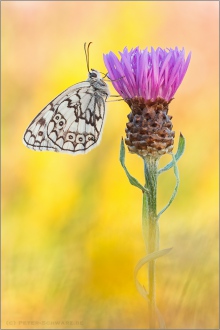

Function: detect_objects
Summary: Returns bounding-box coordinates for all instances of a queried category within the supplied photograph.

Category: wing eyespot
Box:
[86,134,95,142]
[66,133,76,142]
[54,114,62,123]
[76,134,85,144]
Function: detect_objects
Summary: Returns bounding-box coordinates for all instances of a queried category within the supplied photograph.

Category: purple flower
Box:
[103,47,191,102]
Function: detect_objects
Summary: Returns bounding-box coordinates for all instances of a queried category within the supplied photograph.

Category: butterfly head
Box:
[88,69,101,80]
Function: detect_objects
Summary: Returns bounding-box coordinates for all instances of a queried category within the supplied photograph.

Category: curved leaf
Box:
[158,133,185,175]
[119,138,149,193]
[157,153,180,219]
[134,248,172,299]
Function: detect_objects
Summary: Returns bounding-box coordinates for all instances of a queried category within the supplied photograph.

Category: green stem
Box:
[142,156,159,329]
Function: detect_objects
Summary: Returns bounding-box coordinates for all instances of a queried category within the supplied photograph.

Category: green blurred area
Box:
[2,1,219,329]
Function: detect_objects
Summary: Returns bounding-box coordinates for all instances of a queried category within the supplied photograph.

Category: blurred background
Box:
[2,1,219,329]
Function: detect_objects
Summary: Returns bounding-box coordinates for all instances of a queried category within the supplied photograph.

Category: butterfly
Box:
[23,44,110,155]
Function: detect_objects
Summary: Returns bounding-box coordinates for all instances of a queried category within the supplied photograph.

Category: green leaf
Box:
[134,248,172,299]
[119,138,148,194]
[158,133,185,175]
[157,153,180,220]
[134,248,172,329]
[155,306,167,329]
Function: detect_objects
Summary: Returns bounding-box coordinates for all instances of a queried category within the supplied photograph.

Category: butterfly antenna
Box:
[87,42,92,71]
[84,42,89,72]
[104,74,125,82]
[84,42,93,72]
[100,72,108,78]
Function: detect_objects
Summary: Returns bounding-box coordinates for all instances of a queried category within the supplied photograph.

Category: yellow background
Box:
[2,1,219,329]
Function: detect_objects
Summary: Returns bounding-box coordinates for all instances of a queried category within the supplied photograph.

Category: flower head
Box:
[104,47,191,102]
[104,46,191,158]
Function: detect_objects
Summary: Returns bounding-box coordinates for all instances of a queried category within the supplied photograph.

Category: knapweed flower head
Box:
[104,47,191,158]
[104,47,191,102]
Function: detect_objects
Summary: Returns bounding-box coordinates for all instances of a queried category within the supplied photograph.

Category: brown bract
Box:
[125,97,175,158]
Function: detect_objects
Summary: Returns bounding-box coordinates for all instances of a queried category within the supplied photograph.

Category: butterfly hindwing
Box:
[23,103,56,152]
[47,86,107,154]
[23,72,110,155]
[23,84,88,151]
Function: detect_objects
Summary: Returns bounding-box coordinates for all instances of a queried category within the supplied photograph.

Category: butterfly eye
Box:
[59,120,64,126]
[90,72,97,78]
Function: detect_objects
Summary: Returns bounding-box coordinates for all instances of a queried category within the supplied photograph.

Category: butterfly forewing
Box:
[23,71,110,155]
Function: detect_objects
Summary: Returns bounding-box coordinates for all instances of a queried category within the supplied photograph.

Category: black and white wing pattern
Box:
[23,70,110,155]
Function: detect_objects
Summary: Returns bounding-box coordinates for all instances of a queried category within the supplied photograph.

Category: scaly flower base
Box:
[125,97,175,157]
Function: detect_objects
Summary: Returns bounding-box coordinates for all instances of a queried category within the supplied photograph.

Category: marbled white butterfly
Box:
[23,43,110,155]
